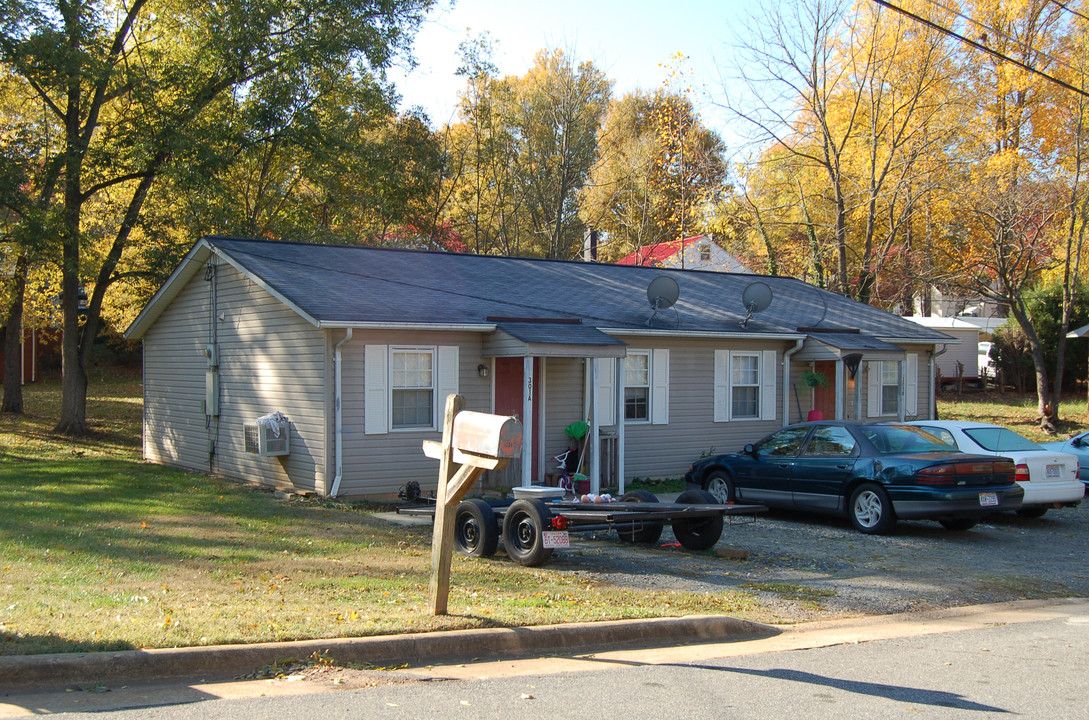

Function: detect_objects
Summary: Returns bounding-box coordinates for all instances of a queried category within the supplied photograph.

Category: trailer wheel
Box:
[616,490,664,544]
[454,499,499,558]
[502,499,554,566]
[671,489,724,551]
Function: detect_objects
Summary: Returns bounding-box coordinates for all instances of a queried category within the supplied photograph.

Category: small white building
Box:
[906,316,980,381]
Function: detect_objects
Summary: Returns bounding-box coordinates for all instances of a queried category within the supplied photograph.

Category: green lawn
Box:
[2,372,1083,656]
[0,370,763,656]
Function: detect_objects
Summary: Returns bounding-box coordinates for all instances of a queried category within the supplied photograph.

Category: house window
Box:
[880,361,898,416]
[700,243,711,261]
[731,352,760,419]
[391,348,434,428]
[625,351,650,421]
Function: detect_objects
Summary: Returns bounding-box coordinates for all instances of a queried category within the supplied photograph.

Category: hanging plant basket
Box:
[803,370,828,388]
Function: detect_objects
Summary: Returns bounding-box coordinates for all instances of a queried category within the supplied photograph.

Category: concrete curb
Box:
[0,615,776,692]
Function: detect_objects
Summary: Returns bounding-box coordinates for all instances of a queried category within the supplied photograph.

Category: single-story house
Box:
[124,236,955,499]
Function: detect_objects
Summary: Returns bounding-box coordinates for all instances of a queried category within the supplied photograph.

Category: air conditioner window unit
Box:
[244,412,290,456]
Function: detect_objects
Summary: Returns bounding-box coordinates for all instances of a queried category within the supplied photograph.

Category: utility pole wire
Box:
[922,0,1080,78]
[1046,0,1089,24]
[872,0,1089,99]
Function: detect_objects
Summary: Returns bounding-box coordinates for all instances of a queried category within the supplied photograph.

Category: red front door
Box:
[494,357,541,482]
[813,361,837,420]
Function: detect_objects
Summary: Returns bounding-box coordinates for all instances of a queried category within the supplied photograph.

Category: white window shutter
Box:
[714,350,728,422]
[905,353,918,416]
[596,358,616,426]
[364,345,388,435]
[760,350,777,421]
[436,346,460,428]
[651,349,669,425]
[867,361,881,418]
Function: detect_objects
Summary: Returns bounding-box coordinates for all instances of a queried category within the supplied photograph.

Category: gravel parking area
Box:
[547,502,1089,623]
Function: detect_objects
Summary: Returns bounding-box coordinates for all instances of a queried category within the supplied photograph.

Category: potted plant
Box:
[803,370,828,388]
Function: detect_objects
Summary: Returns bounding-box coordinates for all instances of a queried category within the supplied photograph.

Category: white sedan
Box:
[905,420,1084,517]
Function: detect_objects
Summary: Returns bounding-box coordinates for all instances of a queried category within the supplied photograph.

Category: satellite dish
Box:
[645,276,680,327]
[740,281,774,328]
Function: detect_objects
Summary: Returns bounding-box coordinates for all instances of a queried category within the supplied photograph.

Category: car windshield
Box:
[860,425,955,454]
[963,427,1041,452]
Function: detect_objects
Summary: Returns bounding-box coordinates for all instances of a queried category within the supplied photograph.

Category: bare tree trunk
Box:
[2,255,28,414]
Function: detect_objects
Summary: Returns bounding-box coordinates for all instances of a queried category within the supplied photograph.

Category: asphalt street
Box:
[5,599,1086,719]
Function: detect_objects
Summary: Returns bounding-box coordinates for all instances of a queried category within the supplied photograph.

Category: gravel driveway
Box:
[546,501,1089,623]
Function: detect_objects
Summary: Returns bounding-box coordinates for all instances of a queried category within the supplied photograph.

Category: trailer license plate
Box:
[543,531,569,549]
[979,492,998,507]
[1046,464,1062,478]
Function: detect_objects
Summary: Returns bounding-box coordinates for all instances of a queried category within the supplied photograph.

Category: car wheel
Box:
[848,484,896,535]
[501,499,554,566]
[704,470,735,503]
[671,489,724,551]
[938,517,978,531]
[616,490,664,544]
[453,499,499,558]
[1016,506,1048,519]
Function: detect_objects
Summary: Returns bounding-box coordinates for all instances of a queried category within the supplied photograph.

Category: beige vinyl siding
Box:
[335,330,490,498]
[142,276,213,472]
[933,329,978,380]
[612,336,784,481]
[788,362,816,425]
[543,357,586,465]
[142,262,327,493]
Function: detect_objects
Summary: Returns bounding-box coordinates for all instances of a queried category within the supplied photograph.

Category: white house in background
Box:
[616,234,752,273]
[905,316,980,381]
[125,236,955,500]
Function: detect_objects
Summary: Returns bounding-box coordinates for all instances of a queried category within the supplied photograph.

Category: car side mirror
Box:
[1072,436,1084,447]
[744,443,756,457]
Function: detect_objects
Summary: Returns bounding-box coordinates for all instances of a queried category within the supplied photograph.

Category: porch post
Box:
[521,355,533,486]
[897,359,906,422]
[590,357,600,494]
[835,359,845,420]
[616,356,626,495]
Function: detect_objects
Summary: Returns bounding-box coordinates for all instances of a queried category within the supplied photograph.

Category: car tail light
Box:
[918,464,956,485]
[551,515,568,531]
[1015,463,1031,482]
[919,460,1016,485]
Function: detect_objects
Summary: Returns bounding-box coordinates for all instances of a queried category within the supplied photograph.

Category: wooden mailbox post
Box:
[422,394,522,615]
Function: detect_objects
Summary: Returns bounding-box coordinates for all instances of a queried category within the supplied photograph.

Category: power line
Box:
[1046,0,1089,24]
[873,0,1089,99]
[921,0,1080,79]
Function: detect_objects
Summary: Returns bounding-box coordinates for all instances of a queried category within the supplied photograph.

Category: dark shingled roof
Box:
[128,236,954,346]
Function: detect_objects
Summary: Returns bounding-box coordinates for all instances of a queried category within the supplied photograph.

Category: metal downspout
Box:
[929,344,948,420]
[329,328,353,497]
[782,339,805,427]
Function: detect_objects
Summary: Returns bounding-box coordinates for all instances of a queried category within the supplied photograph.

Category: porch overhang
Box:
[483,321,627,358]
[793,331,907,362]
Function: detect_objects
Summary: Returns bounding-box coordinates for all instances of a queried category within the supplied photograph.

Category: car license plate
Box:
[543,531,569,549]
[1046,464,1062,478]
[978,492,998,507]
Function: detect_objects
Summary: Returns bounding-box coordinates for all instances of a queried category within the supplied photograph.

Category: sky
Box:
[388,0,749,147]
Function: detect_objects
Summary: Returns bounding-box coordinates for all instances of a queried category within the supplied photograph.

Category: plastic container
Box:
[512,485,566,501]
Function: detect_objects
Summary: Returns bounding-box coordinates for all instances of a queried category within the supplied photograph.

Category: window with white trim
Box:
[879,361,898,416]
[391,347,434,429]
[730,352,760,419]
[714,349,776,422]
[624,350,650,421]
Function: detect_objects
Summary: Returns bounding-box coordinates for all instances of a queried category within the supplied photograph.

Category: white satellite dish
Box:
[645,276,680,326]
[740,281,773,328]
